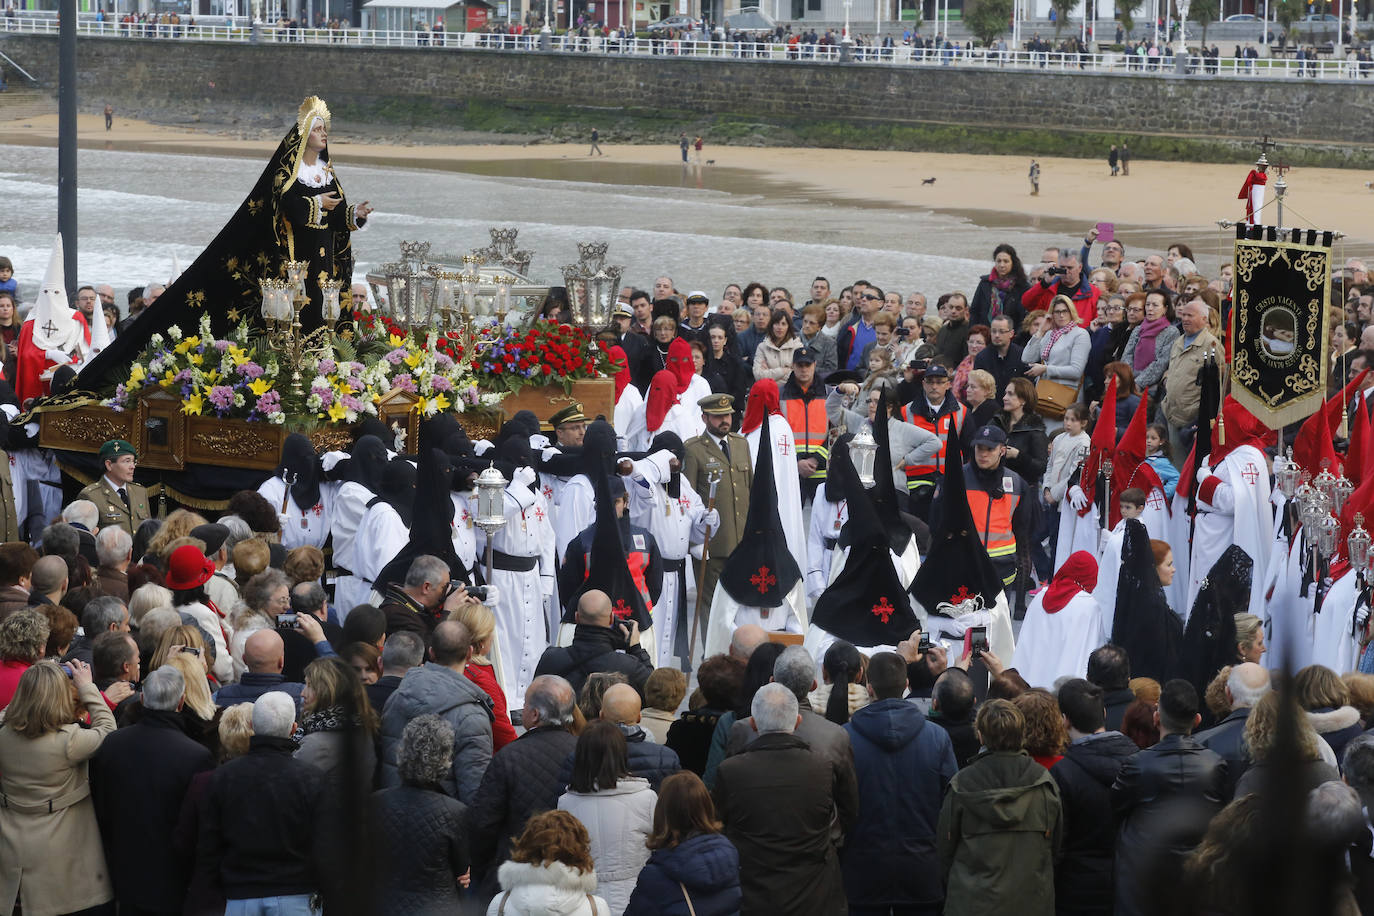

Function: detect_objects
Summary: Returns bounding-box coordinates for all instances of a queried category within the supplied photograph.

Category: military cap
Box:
[698,393,735,415]
[98,440,137,463]
[549,404,587,427]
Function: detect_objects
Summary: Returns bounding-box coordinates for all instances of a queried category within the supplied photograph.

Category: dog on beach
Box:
[921,177,936,186]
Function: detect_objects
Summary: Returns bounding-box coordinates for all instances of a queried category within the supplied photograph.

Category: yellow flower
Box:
[182,391,204,416]
[327,402,348,422]
[161,370,178,387]
[430,392,451,411]
[189,353,204,366]
[389,333,406,348]
[249,378,272,397]
[202,369,220,385]
[227,345,249,366]
[127,365,146,386]
[404,351,423,370]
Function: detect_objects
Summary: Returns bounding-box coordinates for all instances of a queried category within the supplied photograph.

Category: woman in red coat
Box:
[452,602,518,752]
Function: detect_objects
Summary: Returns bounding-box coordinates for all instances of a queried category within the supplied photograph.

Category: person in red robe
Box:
[1238,161,1268,224]
[14,234,90,405]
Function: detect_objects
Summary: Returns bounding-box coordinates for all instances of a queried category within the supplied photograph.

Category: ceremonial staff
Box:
[687,470,721,670]
[278,469,297,514]
[1188,349,1222,546]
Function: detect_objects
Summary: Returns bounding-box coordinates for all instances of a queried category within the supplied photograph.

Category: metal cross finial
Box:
[1272,160,1292,179]
[1256,135,1279,165]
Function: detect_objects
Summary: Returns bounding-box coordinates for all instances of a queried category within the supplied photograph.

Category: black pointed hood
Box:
[372,457,417,528]
[1181,545,1252,703]
[910,425,1004,614]
[375,447,464,591]
[1112,518,1182,682]
[872,391,914,556]
[339,434,388,494]
[561,428,652,629]
[719,414,802,607]
[275,432,322,511]
[812,438,919,645]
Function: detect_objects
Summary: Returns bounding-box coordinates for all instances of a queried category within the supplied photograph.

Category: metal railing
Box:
[3,15,1370,80]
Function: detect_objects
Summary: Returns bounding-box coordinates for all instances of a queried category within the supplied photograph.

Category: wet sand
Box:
[4,112,1373,252]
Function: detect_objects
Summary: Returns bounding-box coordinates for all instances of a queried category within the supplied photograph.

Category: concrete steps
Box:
[0,85,56,122]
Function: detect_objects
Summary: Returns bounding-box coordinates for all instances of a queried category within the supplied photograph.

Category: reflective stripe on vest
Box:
[900,402,966,486]
[783,396,829,479]
[965,488,1019,584]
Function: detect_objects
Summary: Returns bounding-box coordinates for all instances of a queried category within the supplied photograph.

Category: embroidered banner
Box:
[1230,227,1332,429]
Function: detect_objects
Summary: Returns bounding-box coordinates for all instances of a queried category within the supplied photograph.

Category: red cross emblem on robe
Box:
[1241,463,1259,485]
[533,506,546,523]
[750,566,777,594]
[611,599,633,619]
[871,597,895,623]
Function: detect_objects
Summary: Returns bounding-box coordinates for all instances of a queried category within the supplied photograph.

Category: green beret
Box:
[99,440,137,462]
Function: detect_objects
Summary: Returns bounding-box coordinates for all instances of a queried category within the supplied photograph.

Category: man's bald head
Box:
[30,555,68,597]
[1227,662,1271,709]
[576,589,612,628]
[729,624,768,661]
[600,683,642,725]
[244,629,285,673]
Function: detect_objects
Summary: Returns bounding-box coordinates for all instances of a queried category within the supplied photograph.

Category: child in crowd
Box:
[1145,423,1180,499]
[0,257,16,300]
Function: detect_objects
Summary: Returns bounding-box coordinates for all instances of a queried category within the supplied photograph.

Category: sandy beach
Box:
[4,112,1373,250]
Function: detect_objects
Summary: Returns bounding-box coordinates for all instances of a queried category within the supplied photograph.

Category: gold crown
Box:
[296,96,331,133]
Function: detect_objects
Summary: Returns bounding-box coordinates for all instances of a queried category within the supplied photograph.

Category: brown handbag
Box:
[1034,376,1081,419]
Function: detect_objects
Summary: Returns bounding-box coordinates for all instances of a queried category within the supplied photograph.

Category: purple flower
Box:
[214,340,230,352]
[430,375,453,392]
[236,361,264,379]
[392,373,417,393]
[384,348,408,365]
[435,353,454,370]
[319,358,337,375]
[341,394,362,411]
[256,390,282,415]
[208,385,235,411]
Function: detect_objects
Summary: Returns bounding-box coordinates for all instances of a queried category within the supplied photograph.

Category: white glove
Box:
[320,451,346,473]
[277,512,291,532]
[1068,485,1088,511]
[702,508,720,529]
[541,446,562,462]
[474,439,495,456]
[529,434,551,450]
[44,348,71,364]
[512,465,537,489]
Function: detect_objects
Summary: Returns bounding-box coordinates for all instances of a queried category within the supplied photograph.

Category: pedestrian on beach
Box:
[1109,144,1119,176]
[1121,142,1130,176]
[590,127,603,157]
[679,133,689,163]
[1029,159,1041,196]
[694,136,704,164]
[104,104,113,131]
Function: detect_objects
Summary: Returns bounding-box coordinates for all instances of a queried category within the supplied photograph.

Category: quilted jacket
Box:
[558,778,657,916]
[371,784,469,916]
[467,726,580,888]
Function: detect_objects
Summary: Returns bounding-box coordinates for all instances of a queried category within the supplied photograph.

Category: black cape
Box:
[1181,544,1251,701]
[718,414,802,608]
[374,447,466,591]
[1112,518,1183,683]
[910,428,1004,614]
[812,437,919,646]
[872,391,914,557]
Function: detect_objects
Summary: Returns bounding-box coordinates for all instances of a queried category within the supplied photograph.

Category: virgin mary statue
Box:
[77,95,372,390]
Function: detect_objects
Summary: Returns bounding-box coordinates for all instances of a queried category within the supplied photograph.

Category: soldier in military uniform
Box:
[79,440,151,539]
[683,393,752,617]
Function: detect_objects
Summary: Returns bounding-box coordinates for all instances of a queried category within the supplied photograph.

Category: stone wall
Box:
[2,34,1371,148]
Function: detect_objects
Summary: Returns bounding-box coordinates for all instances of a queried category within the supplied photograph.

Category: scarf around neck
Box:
[1133,316,1171,372]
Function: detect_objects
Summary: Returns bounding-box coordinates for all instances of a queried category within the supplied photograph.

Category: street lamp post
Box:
[840,0,853,59]
[540,0,552,46]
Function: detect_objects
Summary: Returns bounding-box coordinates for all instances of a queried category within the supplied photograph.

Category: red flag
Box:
[1078,375,1117,517]
[1292,369,1367,477]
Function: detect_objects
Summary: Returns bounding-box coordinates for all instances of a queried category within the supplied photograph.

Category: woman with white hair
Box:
[371,715,472,915]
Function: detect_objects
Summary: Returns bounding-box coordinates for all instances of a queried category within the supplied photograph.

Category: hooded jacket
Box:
[1049,731,1141,916]
[937,750,1063,916]
[378,663,495,804]
[623,832,742,916]
[487,860,610,916]
[841,698,957,910]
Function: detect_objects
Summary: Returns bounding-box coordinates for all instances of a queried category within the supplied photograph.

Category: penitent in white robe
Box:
[330,480,376,618]
[1015,590,1103,689]
[744,419,808,588]
[257,475,334,551]
[1189,444,1272,620]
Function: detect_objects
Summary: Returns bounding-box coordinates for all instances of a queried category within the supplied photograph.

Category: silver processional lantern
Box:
[1349,513,1372,578]
[474,463,509,585]
[1333,473,1356,518]
[562,242,624,328]
[1274,447,1302,499]
[850,424,878,488]
[1316,511,1343,562]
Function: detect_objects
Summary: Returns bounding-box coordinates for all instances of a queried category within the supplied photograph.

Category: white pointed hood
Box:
[31,233,88,356]
[84,284,111,365]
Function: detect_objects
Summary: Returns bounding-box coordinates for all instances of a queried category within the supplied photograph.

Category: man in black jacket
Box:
[1088,644,1135,732]
[195,691,333,913]
[1051,678,1141,916]
[974,316,1027,397]
[466,675,579,901]
[928,668,980,768]
[533,589,654,697]
[1195,662,1270,799]
[92,666,215,916]
[1111,679,1226,916]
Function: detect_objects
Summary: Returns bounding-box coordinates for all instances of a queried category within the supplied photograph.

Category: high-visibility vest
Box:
[783,396,829,479]
[966,486,1020,585]
[899,401,966,489]
[582,545,654,613]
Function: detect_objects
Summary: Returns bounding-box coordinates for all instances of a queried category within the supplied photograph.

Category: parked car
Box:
[646,15,699,31]
[1224,13,1257,19]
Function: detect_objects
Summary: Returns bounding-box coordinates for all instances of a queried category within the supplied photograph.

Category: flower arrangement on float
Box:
[100,310,610,426]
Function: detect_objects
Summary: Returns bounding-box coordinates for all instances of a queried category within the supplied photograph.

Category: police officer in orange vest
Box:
[779,345,830,505]
[962,423,1033,608]
[899,362,966,522]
